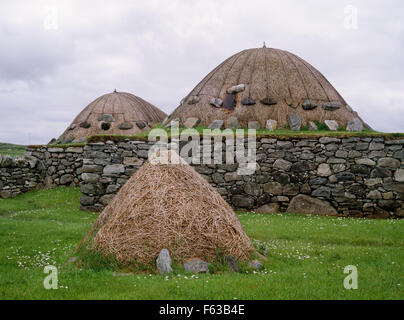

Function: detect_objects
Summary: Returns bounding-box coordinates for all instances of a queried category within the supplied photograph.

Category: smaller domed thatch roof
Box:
[57,91,167,143]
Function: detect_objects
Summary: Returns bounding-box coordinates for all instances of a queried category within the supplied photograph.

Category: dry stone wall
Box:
[0,146,84,199]
[78,137,404,218]
[1,137,404,219]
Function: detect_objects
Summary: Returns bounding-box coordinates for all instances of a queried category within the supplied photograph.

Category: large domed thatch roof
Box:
[57,91,167,143]
[167,46,368,129]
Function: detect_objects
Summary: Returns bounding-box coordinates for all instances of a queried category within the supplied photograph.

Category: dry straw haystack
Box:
[80,150,253,266]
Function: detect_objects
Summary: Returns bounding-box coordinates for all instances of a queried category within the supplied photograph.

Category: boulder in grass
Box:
[287,194,338,216]
[183,258,210,273]
[156,249,173,274]
[241,97,256,106]
[249,260,263,270]
[226,256,240,273]
[187,96,200,105]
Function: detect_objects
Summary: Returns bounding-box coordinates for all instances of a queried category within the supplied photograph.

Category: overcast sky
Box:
[0,0,403,145]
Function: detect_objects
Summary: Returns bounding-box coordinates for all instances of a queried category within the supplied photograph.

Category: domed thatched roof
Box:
[167,46,367,129]
[57,91,167,143]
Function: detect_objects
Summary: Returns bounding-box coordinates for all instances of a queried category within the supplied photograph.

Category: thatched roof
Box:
[167,46,366,128]
[79,150,253,266]
[57,91,167,143]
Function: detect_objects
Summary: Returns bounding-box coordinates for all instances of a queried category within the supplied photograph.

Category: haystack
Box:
[57,90,167,144]
[167,45,370,129]
[80,150,253,266]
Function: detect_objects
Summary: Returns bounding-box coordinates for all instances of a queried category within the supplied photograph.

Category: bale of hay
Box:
[80,150,253,266]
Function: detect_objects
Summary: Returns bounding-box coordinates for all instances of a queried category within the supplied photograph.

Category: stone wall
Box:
[2,137,403,219]
[0,145,84,199]
[0,155,45,198]
[78,136,404,219]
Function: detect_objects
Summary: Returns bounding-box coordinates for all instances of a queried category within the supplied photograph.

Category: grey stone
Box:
[103,164,125,175]
[302,99,317,110]
[346,118,363,132]
[371,167,392,178]
[210,98,223,108]
[364,178,382,187]
[356,158,376,166]
[156,249,173,274]
[256,203,279,214]
[369,142,385,151]
[231,195,254,208]
[99,194,115,206]
[308,121,318,131]
[248,121,261,130]
[273,159,292,171]
[309,177,328,186]
[283,184,300,196]
[80,195,94,206]
[261,97,277,105]
[378,158,400,168]
[312,187,331,199]
[184,117,201,129]
[226,256,240,272]
[136,121,146,129]
[335,172,355,181]
[60,174,74,185]
[367,190,382,200]
[323,102,342,111]
[383,182,404,193]
[324,120,339,131]
[288,113,302,131]
[66,147,83,153]
[81,173,100,183]
[225,172,242,182]
[241,97,256,105]
[287,194,338,216]
[123,157,143,166]
[227,84,245,94]
[48,148,64,153]
[394,169,404,182]
[265,120,277,131]
[249,260,263,270]
[300,151,315,160]
[244,183,262,196]
[183,259,209,273]
[319,137,340,144]
[277,141,293,149]
[317,163,332,177]
[119,122,134,130]
[264,182,283,195]
[208,120,224,130]
[226,116,241,129]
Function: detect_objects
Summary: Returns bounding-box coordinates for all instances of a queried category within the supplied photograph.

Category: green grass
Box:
[0,187,403,300]
[0,143,26,157]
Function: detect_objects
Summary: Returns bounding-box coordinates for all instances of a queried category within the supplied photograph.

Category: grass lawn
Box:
[0,187,403,300]
[0,143,26,158]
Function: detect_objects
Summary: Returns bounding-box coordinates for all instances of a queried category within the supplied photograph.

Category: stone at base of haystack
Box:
[183,258,210,273]
[156,249,173,274]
